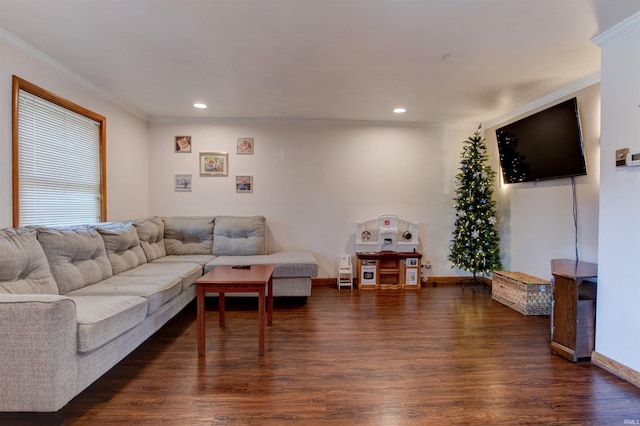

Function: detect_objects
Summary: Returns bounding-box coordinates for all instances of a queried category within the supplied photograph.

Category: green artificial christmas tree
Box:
[448,125,502,286]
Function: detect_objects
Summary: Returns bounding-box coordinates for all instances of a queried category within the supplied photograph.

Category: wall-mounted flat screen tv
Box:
[495,97,587,184]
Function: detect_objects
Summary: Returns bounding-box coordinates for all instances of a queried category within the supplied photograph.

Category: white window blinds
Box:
[17,89,102,226]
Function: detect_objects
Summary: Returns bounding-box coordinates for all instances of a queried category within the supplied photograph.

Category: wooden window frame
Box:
[11,75,107,227]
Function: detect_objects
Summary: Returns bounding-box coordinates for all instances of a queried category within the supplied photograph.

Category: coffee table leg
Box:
[258,286,265,356]
[219,292,225,327]
[267,275,273,326]
[197,286,205,356]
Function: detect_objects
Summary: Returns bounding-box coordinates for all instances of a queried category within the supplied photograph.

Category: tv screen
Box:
[495,97,587,184]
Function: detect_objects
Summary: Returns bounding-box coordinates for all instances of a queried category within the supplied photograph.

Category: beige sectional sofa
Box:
[0,215,317,412]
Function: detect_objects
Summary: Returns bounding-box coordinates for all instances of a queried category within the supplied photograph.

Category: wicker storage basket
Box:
[492,271,551,315]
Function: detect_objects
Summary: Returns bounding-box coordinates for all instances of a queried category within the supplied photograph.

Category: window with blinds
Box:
[12,76,106,227]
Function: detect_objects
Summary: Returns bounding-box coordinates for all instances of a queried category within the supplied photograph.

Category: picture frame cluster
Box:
[173,136,255,193]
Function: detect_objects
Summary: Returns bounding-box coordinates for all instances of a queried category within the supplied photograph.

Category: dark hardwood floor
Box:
[3,285,640,425]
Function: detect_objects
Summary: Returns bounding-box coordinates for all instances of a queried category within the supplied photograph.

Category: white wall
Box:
[149,119,475,277]
[485,84,601,280]
[593,15,640,373]
[0,36,150,227]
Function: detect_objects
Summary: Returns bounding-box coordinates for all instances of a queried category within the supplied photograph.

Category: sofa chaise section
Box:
[204,216,318,297]
[205,251,318,297]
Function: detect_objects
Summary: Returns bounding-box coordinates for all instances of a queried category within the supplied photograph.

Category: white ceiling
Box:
[1,0,639,124]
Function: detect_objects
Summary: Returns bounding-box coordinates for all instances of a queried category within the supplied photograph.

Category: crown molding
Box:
[483,73,600,129]
[592,11,640,46]
[0,27,148,121]
[486,11,639,130]
[148,115,454,128]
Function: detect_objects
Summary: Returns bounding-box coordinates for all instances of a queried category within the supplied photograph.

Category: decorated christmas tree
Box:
[448,125,502,285]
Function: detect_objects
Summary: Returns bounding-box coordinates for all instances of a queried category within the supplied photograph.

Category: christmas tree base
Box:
[457,276,490,293]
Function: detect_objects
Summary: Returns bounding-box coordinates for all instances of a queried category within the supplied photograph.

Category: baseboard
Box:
[592,351,640,389]
[312,276,492,288]
[311,278,335,287]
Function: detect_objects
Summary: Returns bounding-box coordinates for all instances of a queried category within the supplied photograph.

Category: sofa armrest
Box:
[0,294,78,412]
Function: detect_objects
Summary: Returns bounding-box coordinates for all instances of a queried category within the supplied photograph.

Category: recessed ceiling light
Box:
[193,103,208,109]
[393,107,407,114]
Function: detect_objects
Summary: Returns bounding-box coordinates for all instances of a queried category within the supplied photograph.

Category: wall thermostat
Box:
[627,152,640,167]
[616,148,629,167]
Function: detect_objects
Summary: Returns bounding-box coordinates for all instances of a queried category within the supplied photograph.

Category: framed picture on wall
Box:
[236,137,254,155]
[199,152,228,176]
[174,173,192,191]
[235,175,253,193]
[175,136,192,153]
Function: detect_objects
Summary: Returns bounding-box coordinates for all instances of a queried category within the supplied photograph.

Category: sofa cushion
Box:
[37,227,113,294]
[151,254,215,267]
[0,228,59,294]
[205,250,318,278]
[69,295,148,353]
[163,216,213,255]
[95,222,147,274]
[68,275,182,315]
[118,262,202,290]
[132,217,166,261]
[213,216,266,256]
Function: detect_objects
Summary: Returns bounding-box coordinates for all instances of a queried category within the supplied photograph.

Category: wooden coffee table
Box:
[196,264,275,356]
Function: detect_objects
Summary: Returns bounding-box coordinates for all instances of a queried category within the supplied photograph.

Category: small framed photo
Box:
[174,173,192,191]
[236,137,254,155]
[236,175,253,193]
[175,136,192,153]
[200,152,228,176]
[406,258,419,267]
[406,269,418,285]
